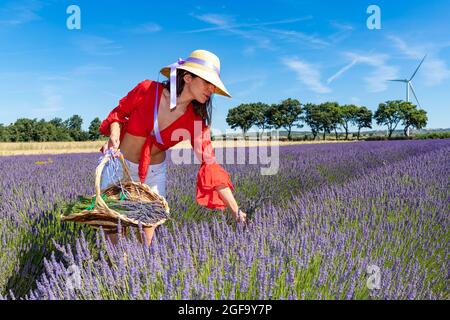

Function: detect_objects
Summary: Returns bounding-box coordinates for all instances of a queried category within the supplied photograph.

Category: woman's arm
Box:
[216,186,247,223]
[190,119,247,223]
[110,121,121,137]
[100,122,122,157]
[99,80,149,136]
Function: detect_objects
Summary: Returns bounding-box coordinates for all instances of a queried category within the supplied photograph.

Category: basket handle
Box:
[119,154,133,183]
[94,153,132,209]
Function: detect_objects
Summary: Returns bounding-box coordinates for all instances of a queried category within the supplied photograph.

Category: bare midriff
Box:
[117,88,186,165]
[119,132,166,165]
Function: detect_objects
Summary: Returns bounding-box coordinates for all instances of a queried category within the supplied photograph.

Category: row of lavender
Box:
[0,139,448,299]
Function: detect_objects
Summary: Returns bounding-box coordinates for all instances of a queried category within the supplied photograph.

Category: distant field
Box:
[0,139,353,156]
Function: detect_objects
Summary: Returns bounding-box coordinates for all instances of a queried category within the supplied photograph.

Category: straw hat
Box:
[160,50,231,106]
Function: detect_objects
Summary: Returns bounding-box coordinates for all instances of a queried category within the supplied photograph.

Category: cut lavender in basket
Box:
[109,200,170,225]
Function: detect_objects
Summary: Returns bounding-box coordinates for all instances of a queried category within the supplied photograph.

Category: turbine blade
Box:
[409,54,427,81]
[388,79,407,82]
[409,82,421,108]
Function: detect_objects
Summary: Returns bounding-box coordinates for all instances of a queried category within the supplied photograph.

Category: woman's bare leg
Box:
[106,227,127,246]
[140,226,157,247]
[108,226,155,247]
[106,232,119,246]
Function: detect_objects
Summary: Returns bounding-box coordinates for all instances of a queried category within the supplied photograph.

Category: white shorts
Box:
[100,157,167,198]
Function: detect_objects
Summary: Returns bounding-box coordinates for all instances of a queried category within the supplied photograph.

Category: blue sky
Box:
[1,0,449,134]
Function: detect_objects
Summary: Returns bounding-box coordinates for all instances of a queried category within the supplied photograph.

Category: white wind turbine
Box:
[388,55,426,136]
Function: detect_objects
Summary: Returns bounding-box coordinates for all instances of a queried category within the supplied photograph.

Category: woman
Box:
[99,49,247,246]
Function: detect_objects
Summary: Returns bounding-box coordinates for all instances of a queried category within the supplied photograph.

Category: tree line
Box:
[0,116,101,142]
[0,99,428,142]
[226,99,428,140]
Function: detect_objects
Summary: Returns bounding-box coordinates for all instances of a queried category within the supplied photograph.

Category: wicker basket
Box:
[60,153,170,233]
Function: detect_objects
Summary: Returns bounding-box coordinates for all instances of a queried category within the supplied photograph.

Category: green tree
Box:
[317,102,337,140]
[328,102,344,140]
[266,98,303,140]
[398,102,428,136]
[89,117,101,141]
[48,123,61,141]
[226,104,258,136]
[0,124,7,142]
[10,118,38,142]
[2,116,93,142]
[48,117,71,141]
[65,115,83,131]
[353,106,373,140]
[374,100,404,137]
[65,114,84,141]
[253,102,271,139]
[340,104,360,140]
[49,117,65,129]
[78,131,90,141]
[34,119,50,142]
[303,103,322,140]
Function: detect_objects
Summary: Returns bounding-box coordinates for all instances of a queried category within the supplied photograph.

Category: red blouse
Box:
[98,80,234,210]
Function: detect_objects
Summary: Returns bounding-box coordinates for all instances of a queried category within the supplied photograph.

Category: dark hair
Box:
[161,69,213,127]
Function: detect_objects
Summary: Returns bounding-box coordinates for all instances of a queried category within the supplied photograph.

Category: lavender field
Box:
[0,140,449,300]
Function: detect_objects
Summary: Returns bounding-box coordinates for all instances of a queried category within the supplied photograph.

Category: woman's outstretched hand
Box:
[236,209,248,225]
[101,134,121,158]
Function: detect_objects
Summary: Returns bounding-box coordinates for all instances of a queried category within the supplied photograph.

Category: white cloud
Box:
[281,57,331,94]
[32,85,63,115]
[388,35,450,86]
[327,52,399,92]
[37,63,114,82]
[330,21,354,32]
[234,79,267,98]
[327,58,358,84]
[187,14,353,54]
[257,19,351,49]
[224,73,268,98]
[187,13,314,53]
[350,97,360,104]
[130,22,162,34]
[421,58,450,86]
[100,90,121,99]
[264,28,330,48]
[186,14,310,33]
[74,35,123,56]
[388,35,423,59]
[225,73,267,86]
[72,64,113,76]
[38,75,71,81]
[188,13,275,52]
[0,0,43,26]
[1,48,49,56]
[348,53,399,92]
[194,13,233,27]
[328,21,354,44]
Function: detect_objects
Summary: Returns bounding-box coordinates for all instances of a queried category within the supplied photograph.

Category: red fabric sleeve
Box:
[98,80,150,137]
[191,120,234,210]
